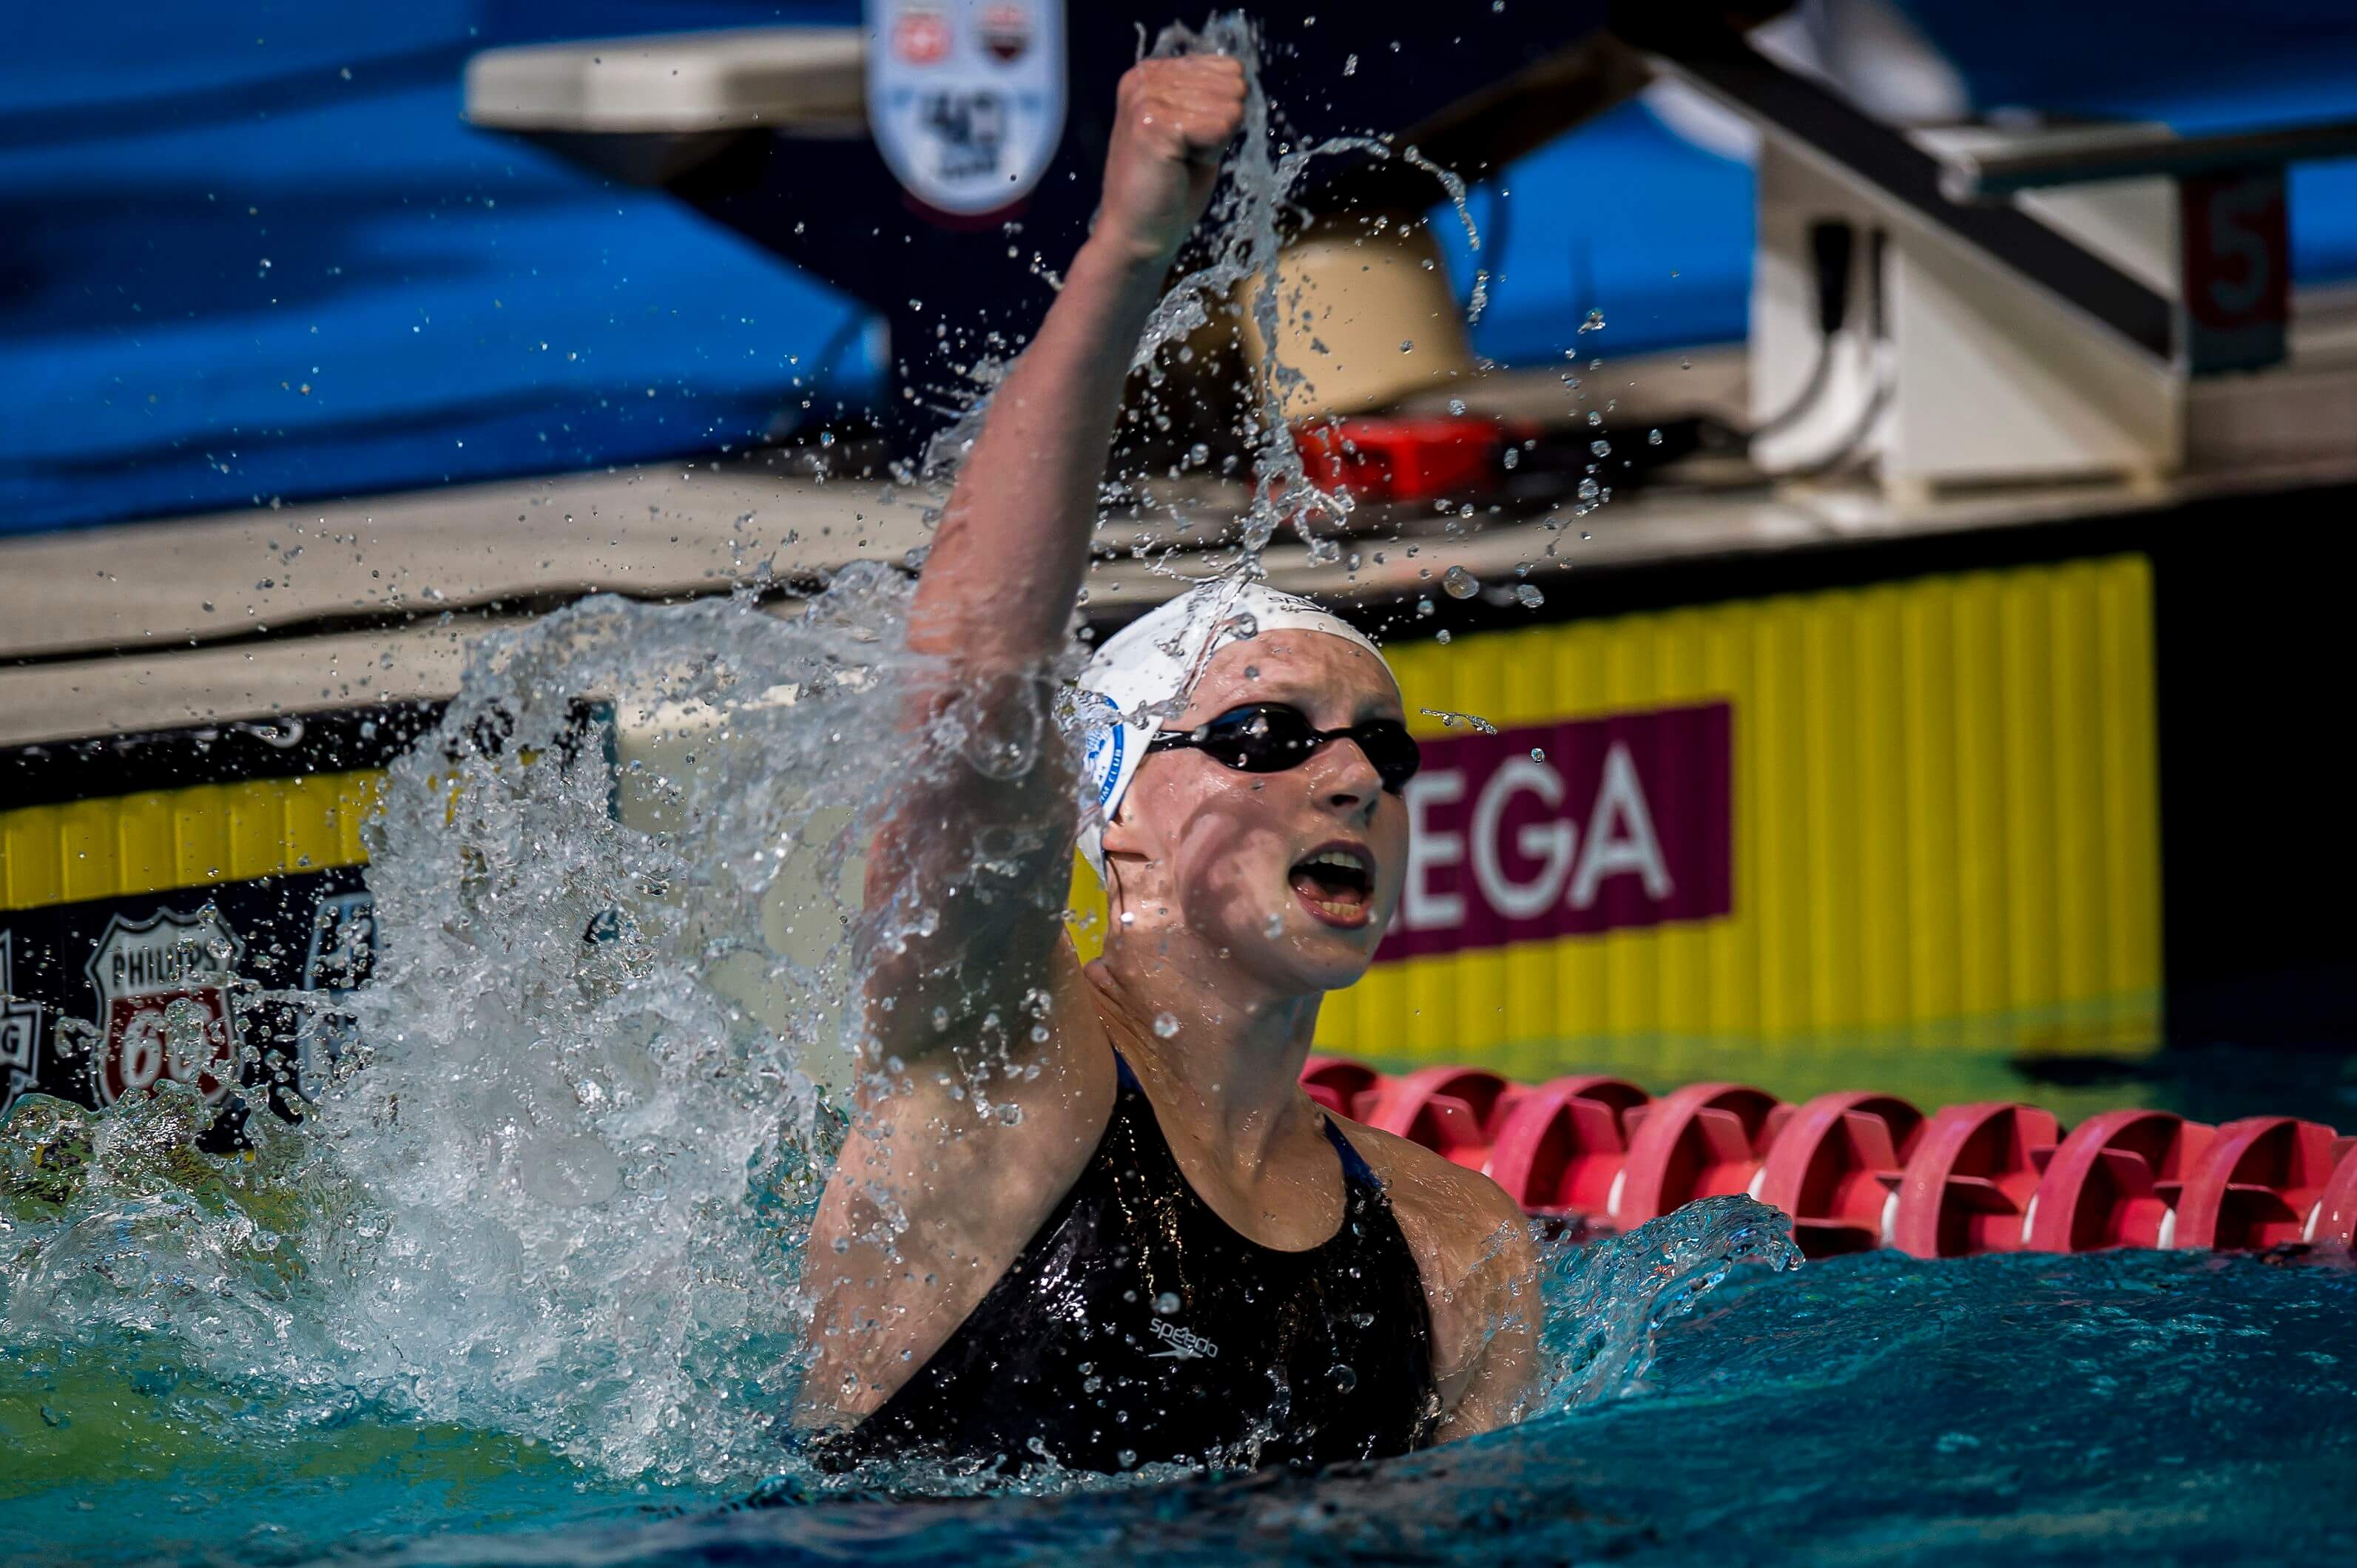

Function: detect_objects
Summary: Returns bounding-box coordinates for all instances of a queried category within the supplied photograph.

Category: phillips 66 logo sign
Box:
[1,930,41,1109]
[82,907,245,1105]
[867,0,1065,215]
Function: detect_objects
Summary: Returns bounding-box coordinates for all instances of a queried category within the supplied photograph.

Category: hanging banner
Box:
[866,0,1066,215]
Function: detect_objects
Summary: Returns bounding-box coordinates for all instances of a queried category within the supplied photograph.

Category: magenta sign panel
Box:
[1379,701,1734,961]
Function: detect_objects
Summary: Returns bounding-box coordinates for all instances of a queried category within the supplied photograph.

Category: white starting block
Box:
[1658,37,2357,500]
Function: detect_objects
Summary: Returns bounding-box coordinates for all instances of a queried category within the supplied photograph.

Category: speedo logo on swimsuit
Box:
[1146,1317,1220,1360]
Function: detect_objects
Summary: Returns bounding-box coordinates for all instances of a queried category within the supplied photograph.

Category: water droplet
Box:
[1328,1363,1358,1391]
[1530,747,1546,762]
[1590,439,1611,458]
[1577,308,1606,334]
[1153,1012,1180,1038]
[997,1104,1023,1126]
[1118,1448,1139,1469]
[1648,428,1665,447]
[1264,913,1285,939]
[1578,478,1601,501]
[1442,565,1479,599]
[1436,629,1452,644]
[1447,398,1467,416]
[1398,339,1414,354]
[1155,1291,1181,1315]
[1515,584,1545,608]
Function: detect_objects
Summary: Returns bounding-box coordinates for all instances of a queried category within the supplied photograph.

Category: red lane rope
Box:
[1301,1055,2352,1258]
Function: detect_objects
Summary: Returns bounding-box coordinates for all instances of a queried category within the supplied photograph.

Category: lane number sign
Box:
[2179,164,2290,375]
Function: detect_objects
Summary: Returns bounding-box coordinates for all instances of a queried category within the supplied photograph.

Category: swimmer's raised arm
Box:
[906,55,1247,669]
[861,57,1248,1070]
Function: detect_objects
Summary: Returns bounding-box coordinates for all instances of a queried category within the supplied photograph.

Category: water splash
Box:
[2,573,967,1489]
[1137,16,1482,567]
[1525,1196,1804,1417]
[903,13,1483,578]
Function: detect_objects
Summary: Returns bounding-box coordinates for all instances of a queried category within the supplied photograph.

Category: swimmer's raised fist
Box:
[1093,55,1249,267]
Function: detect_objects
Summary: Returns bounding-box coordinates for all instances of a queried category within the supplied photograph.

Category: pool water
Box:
[6,1232,2351,1566]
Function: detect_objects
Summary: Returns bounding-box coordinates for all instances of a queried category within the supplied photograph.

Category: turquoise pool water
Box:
[7,1226,2351,1566]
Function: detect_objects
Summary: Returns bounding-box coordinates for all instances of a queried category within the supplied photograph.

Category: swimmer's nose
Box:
[1313,737,1383,819]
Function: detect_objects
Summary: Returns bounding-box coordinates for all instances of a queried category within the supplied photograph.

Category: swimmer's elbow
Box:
[1435,1298,1539,1444]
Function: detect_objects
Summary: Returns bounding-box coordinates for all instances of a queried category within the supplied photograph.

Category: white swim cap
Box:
[1074,572,1388,878]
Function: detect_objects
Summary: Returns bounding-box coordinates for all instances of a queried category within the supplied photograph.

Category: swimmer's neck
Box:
[1085,944,1325,1165]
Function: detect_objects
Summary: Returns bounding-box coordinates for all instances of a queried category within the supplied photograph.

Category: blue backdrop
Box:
[4,1,2355,535]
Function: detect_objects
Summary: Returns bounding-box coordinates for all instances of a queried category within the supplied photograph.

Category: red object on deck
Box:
[1356,1064,1519,1170]
[1300,1055,1383,1118]
[1889,1103,2060,1259]
[1483,1075,1651,1219]
[1293,416,1508,504]
[1751,1092,1924,1257]
[2024,1109,2213,1253]
[2172,1116,2344,1250]
[1611,1082,1790,1227]
[2307,1138,2357,1246]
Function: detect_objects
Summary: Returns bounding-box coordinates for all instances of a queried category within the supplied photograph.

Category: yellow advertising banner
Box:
[1,771,380,913]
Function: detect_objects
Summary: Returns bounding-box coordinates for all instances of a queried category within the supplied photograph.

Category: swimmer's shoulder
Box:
[1325,1115,1532,1276]
[1327,1112,1537,1411]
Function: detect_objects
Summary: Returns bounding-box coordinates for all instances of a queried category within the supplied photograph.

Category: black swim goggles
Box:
[1147,703,1422,794]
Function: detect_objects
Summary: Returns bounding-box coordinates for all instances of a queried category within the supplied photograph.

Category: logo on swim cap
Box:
[1079,691,1126,808]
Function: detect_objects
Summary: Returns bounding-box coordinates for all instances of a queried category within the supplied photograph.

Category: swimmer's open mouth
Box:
[1289,843,1375,929]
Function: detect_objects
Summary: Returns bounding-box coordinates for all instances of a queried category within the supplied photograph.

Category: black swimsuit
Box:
[817,1052,1439,1475]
